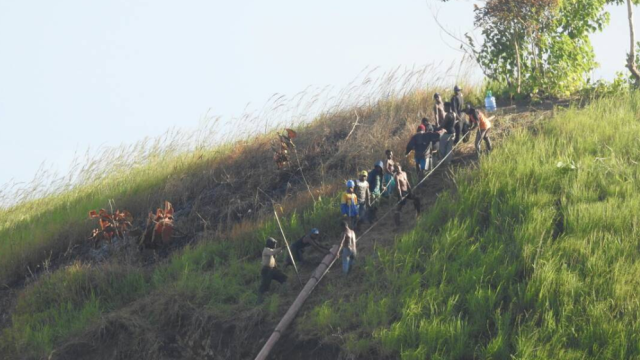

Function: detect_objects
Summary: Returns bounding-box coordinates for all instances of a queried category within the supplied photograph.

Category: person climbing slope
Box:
[355,171,371,228]
[393,164,421,227]
[368,160,384,198]
[285,228,329,267]
[464,105,493,154]
[405,124,430,178]
[341,180,359,228]
[440,102,457,165]
[338,220,357,275]
[422,124,445,172]
[451,85,470,144]
[383,150,397,197]
[259,237,288,297]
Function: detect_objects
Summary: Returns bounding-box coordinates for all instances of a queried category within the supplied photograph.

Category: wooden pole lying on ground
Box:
[255,245,340,360]
[273,209,303,286]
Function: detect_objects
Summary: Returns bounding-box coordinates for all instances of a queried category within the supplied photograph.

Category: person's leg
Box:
[259,267,272,294]
[454,122,461,144]
[462,121,471,143]
[408,193,421,215]
[484,129,492,152]
[439,135,449,164]
[475,129,482,154]
[272,268,288,284]
[342,248,351,274]
[444,134,454,164]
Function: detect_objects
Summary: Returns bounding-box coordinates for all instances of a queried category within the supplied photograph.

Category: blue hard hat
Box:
[310,228,320,235]
[375,160,384,168]
[346,180,355,188]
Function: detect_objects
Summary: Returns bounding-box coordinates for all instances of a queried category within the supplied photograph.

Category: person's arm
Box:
[309,237,329,253]
[405,137,414,156]
[366,187,371,206]
[395,176,403,198]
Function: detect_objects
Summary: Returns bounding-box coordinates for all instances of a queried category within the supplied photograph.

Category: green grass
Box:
[0,194,343,358]
[297,93,640,359]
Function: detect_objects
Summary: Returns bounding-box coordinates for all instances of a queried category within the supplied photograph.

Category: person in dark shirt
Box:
[285,228,329,267]
[423,124,445,169]
[451,85,470,144]
[440,103,457,165]
[406,125,430,177]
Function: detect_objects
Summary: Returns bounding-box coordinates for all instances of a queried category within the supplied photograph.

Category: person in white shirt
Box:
[259,237,287,295]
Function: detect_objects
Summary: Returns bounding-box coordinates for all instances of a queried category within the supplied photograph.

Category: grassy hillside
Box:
[297,94,640,359]
[0,67,487,359]
[4,70,639,359]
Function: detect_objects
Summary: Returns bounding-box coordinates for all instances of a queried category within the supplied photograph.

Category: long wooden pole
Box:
[273,209,302,286]
[255,245,340,360]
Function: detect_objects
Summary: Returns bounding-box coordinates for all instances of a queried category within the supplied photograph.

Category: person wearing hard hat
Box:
[355,170,372,228]
[259,237,288,297]
[285,228,329,267]
[341,180,359,228]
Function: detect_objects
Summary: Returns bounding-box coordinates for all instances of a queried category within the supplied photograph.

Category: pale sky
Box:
[0,0,632,197]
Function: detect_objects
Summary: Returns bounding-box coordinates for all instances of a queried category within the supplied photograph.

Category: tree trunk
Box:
[627,0,640,86]
[514,36,522,94]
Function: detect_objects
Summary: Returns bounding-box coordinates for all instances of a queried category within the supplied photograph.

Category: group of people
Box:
[259,85,495,297]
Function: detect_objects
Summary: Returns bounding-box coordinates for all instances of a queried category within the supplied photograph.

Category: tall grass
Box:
[300,92,640,359]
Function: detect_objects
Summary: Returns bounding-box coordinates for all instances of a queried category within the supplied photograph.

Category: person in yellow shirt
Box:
[465,105,493,154]
[341,180,359,228]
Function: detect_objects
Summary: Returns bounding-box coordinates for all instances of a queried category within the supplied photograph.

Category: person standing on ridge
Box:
[339,220,357,275]
[341,180,359,228]
[259,237,288,298]
[464,105,493,154]
[383,150,397,197]
[393,164,421,227]
[433,93,446,128]
[285,228,329,267]
[405,124,430,178]
[355,171,371,228]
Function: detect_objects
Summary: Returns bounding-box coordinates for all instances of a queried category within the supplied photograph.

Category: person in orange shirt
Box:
[464,105,493,154]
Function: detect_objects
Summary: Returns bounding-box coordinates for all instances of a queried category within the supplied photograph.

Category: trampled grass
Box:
[297,93,640,359]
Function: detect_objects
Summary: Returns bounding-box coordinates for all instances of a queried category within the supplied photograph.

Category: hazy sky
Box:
[0,0,632,191]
